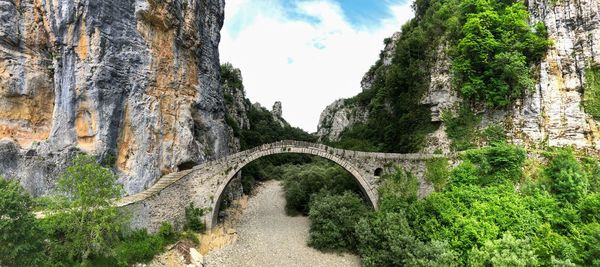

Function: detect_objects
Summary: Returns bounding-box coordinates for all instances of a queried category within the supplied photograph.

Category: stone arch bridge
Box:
[116,140,444,231]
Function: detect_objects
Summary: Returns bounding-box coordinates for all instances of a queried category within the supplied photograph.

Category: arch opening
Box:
[374,168,383,177]
[208,147,377,229]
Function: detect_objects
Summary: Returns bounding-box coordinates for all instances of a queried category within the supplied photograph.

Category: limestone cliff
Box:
[318,0,600,154]
[0,0,232,195]
[316,99,369,142]
[420,0,600,153]
[316,33,399,142]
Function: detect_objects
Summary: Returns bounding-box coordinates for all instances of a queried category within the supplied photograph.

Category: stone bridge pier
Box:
[116,140,444,232]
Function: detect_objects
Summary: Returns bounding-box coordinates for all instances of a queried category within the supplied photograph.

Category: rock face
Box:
[316,33,399,142]
[0,0,232,195]
[421,0,600,152]
[318,0,600,153]
[316,99,369,142]
[507,0,600,150]
[360,32,401,92]
[271,101,287,128]
[222,69,250,150]
[272,101,282,117]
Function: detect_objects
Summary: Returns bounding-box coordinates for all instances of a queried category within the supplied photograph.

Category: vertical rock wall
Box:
[0,0,232,195]
[509,0,600,149]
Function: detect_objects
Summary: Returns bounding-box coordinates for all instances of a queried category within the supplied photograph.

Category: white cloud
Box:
[220,0,414,132]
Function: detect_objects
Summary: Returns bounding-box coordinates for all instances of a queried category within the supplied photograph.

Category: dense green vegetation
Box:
[301,143,600,266]
[308,192,369,251]
[0,177,45,266]
[0,156,198,267]
[584,65,600,119]
[442,107,481,151]
[278,160,363,215]
[329,0,549,153]
[41,155,126,264]
[452,0,550,107]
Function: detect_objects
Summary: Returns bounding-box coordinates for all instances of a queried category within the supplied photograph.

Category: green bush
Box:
[531,224,578,265]
[579,193,600,223]
[571,223,600,266]
[582,157,600,193]
[282,161,361,215]
[378,168,419,212]
[356,211,458,267]
[184,203,206,232]
[307,192,369,252]
[468,233,538,267]
[114,229,166,266]
[484,124,507,144]
[425,157,450,191]
[583,65,600,119]
[0,177,45,266]
[442,107,481,151]
[452,0,550,108]
[449,143,526,187]
[408,184,543,263]
[158,222,177,242]
[463,142,526,185]
[545,149,589,203]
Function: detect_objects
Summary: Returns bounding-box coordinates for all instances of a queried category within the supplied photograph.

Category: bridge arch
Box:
[209,144,378,228]
[116,140,443,233]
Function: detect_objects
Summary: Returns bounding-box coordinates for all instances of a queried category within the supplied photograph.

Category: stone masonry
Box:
[116,140,445,232]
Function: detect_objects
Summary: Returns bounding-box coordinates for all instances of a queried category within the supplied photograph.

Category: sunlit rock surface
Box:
[0,0,231,195]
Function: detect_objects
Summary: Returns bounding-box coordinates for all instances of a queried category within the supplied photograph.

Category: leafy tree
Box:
[452,0,550,107]
[0,177,45,266]
[282,161,361,215]
[221,62,244,90]
[408,184,543,263]
[356,211,458,267]
[545,149,589,203]
[307,192,369,252]
[378,168,419,212]
[442,105,481,151]
[582,157,600,193]
[463,142,526,185]
[42,155,125,264]
[468,233,539,267]
[578,193,600,223]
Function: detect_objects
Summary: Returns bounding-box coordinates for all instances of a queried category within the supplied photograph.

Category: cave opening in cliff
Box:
[177,161,196,171]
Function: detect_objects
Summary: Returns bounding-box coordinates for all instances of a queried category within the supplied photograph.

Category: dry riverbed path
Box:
[204,180,361,267]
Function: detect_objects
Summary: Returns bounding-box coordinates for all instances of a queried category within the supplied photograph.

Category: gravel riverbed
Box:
[204,180,361,267]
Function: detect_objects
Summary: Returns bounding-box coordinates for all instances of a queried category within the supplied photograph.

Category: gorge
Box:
[1,0,600,266]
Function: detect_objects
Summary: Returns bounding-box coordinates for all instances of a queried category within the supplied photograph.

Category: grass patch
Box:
[425,157,450,191]
[584,65,600,119]
[442,107,481,151]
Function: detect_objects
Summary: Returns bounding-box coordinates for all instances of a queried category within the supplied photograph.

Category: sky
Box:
[219,0,415,132]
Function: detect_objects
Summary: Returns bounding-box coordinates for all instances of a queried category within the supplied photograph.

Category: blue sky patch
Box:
[282,0,408,28]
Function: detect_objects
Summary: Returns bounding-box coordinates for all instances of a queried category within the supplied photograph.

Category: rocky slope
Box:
[317,0,600,153]
[316,99,369,142]
[316,33,399,142]
[0,0,232,195]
